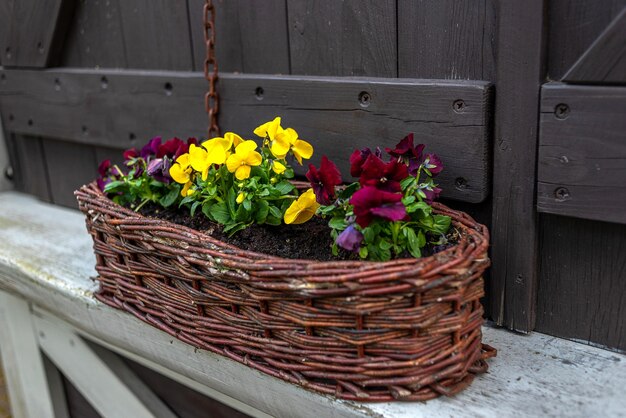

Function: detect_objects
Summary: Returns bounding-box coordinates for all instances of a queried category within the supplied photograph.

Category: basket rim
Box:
[76,181,489,269]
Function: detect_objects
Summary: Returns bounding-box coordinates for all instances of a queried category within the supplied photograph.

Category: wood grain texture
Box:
[2,0,75,68]
[537,214,626,351]
[537,83,626,224]
[548,0,626,80]
[61,0,128,68]
[489,0,546,333]
[5,134,52,202]
[192,0,291,74]
[562,8,626,84]
[288,0,397,77]
[118,0,194,71]
[42,139,97,208]
[0,68,492,203]
[0,0,13,66]
[398,0,497,81]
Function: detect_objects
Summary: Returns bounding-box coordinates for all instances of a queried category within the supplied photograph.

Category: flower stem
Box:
[134,198,150,212]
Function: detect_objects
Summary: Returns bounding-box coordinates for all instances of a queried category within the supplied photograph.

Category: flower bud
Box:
[236,192,245,204]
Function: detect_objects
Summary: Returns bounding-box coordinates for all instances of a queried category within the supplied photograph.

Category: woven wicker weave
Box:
[76,182,496,401]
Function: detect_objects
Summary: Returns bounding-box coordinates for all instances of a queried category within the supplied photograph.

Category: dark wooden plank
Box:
[6,134,52,202]
[562,8,626,84]
[0,0,13,66]
[287,0,397,77]
[0,68,492,203]
[42,139,97,208]
[118,0,194,71]
[191,0,292,74]
[548,0,626,80]
[2,0,75,68]
[490,1,546,333]
[398,0,497,80]
[188,0,243,72]
[537,83,626,224]
[61,0,127,68]
[537,214,626,351]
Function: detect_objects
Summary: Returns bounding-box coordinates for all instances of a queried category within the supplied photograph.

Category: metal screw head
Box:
[164,82,173,96]
[453,99,466,113]
[5,47,11,59]
[101,76,108,90]
[358,91,371,107]
[4,165,14,181]
[454,177,468,189]
[554,187,570,201]
[554,103,570,119]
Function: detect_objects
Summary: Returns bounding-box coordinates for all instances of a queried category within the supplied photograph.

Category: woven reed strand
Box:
[76,182,496,402]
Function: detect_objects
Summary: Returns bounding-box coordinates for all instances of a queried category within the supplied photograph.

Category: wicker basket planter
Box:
[76,181,496,402]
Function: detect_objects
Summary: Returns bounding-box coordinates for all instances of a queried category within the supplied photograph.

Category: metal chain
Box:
[203,0,220,138]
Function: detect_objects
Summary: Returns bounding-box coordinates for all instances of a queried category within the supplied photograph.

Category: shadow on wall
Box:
[0,354,11,418]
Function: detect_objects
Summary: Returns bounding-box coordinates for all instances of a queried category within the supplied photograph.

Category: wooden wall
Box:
[0,0,625,355]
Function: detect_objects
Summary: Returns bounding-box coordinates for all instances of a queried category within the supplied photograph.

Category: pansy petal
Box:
[235,165,251,180]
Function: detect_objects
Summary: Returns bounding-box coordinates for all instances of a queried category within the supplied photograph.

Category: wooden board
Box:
[397,0,496,80]
[537,83,626,224]
[489,0,546,333]
[288,0,397,77]
[61,0,128,68]
[548,0,626,80]
[188,0,290,74]
[537,214,626,351]
[0,68,493,203]
[1,0,75,68]
[5,134,52,202]
[118,0,194,71]
[562,8,626,84]
[42,139,97,209]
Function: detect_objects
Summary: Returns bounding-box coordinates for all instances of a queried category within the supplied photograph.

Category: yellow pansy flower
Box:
[189,141,227,180]
[284,188,320,225]
[224,132,244,149]
[254,117,283,141]
[169,153,192,184]
[272,160,286,174]
[181,181,195,197]
[226,140,262,180]
[270,127,313,164]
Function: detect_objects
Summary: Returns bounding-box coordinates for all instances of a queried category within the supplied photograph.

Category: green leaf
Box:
[402,195,416,205]
[401,177,415,191]
[432,214,451,234]
[379,239,392,250]
[274,180,295,195]
[235,204,250,222]
[243,199,252,211]
[338,182,359,199]
[269,205,282,219]
[265,215,281,226]
[328,216,347,230]
[179,195,195,207]
[190,201,201,217]
[159,186,180,208]
[283,168,295,179]
[224,222,249,236]
[318,205,336,215]
[209,202,231,225]
[255,200,270,223]
[405,227,424,258]
[359,246,368,259]
[103,180,125,193]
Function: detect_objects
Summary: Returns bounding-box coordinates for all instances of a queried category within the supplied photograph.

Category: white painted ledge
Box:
[0,191,625,418]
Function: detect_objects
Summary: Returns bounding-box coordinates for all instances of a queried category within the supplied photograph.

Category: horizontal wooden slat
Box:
[537,83,626,224]
[0,68,492,202]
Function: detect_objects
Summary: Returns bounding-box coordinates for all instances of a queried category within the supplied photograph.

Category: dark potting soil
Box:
[135,203,457,262]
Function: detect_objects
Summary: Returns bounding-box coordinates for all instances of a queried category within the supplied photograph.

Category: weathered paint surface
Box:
[0,192,625,418]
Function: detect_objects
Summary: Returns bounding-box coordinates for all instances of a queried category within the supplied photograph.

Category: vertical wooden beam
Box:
[0,292,56,418]
[490,1,546,332]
